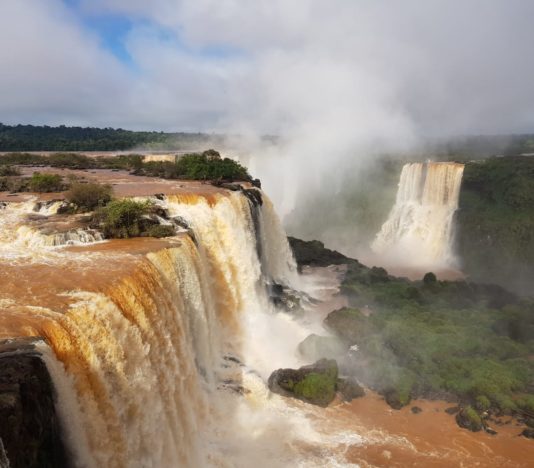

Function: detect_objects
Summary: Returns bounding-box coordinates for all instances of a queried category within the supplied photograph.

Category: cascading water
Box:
[0,189,355,467]
[372,162,465,268]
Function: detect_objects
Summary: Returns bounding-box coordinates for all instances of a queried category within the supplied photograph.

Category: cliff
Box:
[0,338,69,468]
[455,156,534,295]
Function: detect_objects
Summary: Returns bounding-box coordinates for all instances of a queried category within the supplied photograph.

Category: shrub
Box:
[48,153,94,169]
[143,225,176,238]
[66,182,112,211]
[475,395,491,411]
[28,172,64,192]
[423,272,437,285]
[97,199,152,238]
[0,166,21,176]
[174,153,250,180]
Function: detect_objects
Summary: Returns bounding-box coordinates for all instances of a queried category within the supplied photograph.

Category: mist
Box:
[2,1,534,251]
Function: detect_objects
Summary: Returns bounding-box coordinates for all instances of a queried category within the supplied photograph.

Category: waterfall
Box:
[1,189,345,467]
[372,162,465,268]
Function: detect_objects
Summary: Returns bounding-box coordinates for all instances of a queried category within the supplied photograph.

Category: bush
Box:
[174,153,250,180]
[48,153,94,169]
[28,172,64,192]
[0,166,21,176]
[143,225,176,238]
[97,199,152,238]
[66,182,112,211]
[475,395,491,411]
[423,272,437,285]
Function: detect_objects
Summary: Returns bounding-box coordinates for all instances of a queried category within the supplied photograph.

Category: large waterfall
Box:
[372,162,465,268]
[0,190,354,467]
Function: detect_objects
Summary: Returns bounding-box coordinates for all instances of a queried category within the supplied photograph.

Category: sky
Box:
[1,0,534,138]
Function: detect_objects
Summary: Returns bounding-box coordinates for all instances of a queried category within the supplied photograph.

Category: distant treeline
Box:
[0,123,227,151]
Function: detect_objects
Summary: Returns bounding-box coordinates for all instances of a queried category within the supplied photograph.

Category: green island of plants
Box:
[0,149,251,183]
[320,259,534,432]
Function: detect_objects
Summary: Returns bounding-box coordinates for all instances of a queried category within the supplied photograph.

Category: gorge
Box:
[0,155,533,468]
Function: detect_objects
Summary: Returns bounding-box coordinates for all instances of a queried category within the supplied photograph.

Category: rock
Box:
[411,406,423,414]
[269,283,300,312]
[268,359,338,407]
[297,334,347,362]
[456,406,483,432]
[521,428,534,439]
[324,308,368,344]
[485,426,498,435]
[384,389,412,410]
[337,377,365,402]
[252,178,262,188]
[0,337,69,468]
[242,188,263,207]
[287,237,354,269]
[154,193,165,200]
[445,406,460,415]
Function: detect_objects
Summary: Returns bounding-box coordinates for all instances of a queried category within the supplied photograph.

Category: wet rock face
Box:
[268,359,338,407]
[287,237,353,270]
[0,338,69,468]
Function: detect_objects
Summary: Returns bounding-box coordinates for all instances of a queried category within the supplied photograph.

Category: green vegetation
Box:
[293,372,337,407]
[325,261,534,423]
[66,182,112,211]
[96,199,153,239]
[143,225,176,238]
[0,150,251,183]
[0,166,20,176]
[28,173,64,193]
[0,123,227,151]
[456,156,534,295]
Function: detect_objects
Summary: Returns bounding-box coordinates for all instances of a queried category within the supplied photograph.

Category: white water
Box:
[372,162,464,269]
[1,189,354,467]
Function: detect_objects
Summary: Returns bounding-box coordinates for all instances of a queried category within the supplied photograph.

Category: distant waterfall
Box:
[372,162,465,268]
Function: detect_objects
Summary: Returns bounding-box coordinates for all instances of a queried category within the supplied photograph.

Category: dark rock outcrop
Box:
[337,377,365,402]
[456,406,483,432]
[297,334,347,362]
[268,282,300,312]
[0,338,69,468]
[287,237,354,270]
[411,406,423,414]
[268,359,338,407]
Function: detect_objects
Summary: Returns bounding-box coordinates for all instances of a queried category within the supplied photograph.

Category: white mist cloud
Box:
[2,0,534,217]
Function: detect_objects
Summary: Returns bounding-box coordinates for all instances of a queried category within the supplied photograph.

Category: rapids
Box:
[0,188,354,467]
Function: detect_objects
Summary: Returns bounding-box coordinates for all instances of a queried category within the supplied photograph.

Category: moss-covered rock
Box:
[268,359,338,407]
[297,334,348,362]
[337,377,365,402]
[456,406,483,432]
[287,237,355,269]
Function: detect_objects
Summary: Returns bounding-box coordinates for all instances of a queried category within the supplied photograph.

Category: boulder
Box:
[521,428,534,439]
[411,406,423,414]
[287,237,354,269]
[456,406,483,432]
[297,334,347,362]
[268,359,338,407]
[337,377,365,402]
